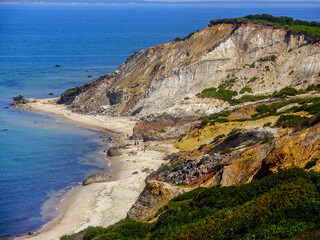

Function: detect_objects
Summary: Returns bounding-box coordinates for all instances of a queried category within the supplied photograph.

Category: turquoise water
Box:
[0,3,319,238]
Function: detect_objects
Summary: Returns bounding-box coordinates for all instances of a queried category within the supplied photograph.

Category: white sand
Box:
[19,98,178,240]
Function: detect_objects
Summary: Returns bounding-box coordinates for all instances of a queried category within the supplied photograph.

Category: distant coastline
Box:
[2,1,320,5]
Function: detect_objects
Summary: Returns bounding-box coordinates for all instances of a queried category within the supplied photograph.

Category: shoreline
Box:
[18,98,178,240]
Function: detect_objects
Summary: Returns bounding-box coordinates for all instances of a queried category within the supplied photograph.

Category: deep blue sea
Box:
[0,3,319,238]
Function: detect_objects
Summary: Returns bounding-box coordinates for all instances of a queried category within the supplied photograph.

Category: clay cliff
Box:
[58,20,320,118]
[60,16,320,239]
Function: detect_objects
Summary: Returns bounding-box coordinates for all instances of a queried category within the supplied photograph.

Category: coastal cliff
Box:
[58,20,319,119]
[56,15,320,239]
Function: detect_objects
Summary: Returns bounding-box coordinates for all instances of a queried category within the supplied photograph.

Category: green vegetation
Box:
[263,122,272,127]
[62,168,320,240]
[198,144,207,150]
[158,164,171,172]
[248,76,257,83]
[240,86,252,94]
[249,62,255,68]
[177,181,188,186]
[272,87,300,98]
[305,158,318,170]
[265,66,270,71]
[307,83,320,92]
[220,148,232,154]
[288,48,293,52]
[66,86,79,92]
[197,84,238,102]
[209,14,320,38]
[173,30,200,42]
[275,115,309,128]
[259,55,277,62]
[212,134,226,142]
[242,14,320,38]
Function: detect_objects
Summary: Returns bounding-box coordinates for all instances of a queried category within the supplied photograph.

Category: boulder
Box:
[82,172,107,186]
[107,147,120,156]
[13,95,28,105]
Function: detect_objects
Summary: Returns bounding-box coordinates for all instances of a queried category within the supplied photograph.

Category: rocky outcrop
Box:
[133,113,196,140]
[57,82,91,105]
[82,172,107,185]
[57,21,319,118]
[107,147,120,156]
[13,95,37,105]
[127,180,189,221]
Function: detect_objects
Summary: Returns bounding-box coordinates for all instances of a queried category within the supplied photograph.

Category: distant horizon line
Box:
[1,0,320,5]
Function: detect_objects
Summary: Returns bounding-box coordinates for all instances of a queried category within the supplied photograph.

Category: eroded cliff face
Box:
[60,21,320,117]
[127,123,320,222]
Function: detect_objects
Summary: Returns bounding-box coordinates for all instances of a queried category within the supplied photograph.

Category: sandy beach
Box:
[19,98,178,240]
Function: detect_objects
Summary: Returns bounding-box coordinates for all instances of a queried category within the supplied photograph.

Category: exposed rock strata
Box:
[126,180,189,222]
[127,124,320,221]
[58,21,319,118]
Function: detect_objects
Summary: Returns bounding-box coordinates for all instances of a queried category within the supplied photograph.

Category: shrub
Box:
[272,87,300,98]
[288,48,293,52]
[275,115,308,128]
[200,119,210,126]
[265,66,270,71]
[158,164,171,172]
[250,62,255,68]
[214,118,229,123]
[259,55,277,62]
[220,148,232,155]
[198,144,207,150]
[248,76,257,83]
[213,134,225,142]
[197,86,238,102]
[177,182,188,186]
[307,84,320,92]
[240,86,252,94]
[263,122,272,127]
[305,158,318,169]
[289,70,294,75]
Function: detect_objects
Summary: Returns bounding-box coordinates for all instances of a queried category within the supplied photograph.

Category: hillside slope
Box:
[58,19,320,118]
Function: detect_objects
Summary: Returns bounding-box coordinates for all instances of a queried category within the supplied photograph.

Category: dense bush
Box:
[272,87,300,98]
[241,14,320,37]
[197,85,238,102]
[305,158,318,169]
[275,114,308,128]
[240,86,252,94]
[62,168,320,240]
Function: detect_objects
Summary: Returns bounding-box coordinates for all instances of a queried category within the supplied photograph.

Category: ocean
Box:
[0,3,319,238]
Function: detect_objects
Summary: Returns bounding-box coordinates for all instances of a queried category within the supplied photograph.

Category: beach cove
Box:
[19,98,178,240]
